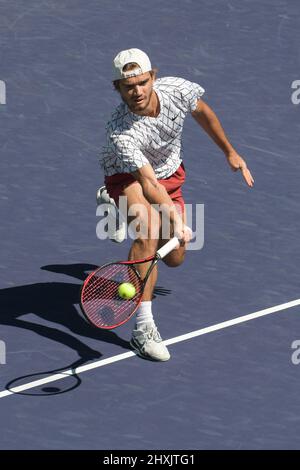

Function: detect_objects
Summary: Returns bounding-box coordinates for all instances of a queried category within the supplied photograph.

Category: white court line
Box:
[0,298,300,399]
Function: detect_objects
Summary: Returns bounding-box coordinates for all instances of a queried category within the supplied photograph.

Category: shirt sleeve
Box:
[176,79,205,113]
[109,132,149,174]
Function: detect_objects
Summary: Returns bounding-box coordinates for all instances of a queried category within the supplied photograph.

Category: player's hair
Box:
[113,62,158,92]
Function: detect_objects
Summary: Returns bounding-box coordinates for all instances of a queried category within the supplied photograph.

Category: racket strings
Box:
[81,264,142,328]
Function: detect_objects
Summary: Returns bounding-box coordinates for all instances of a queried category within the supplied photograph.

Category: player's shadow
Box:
[0,263,172,361]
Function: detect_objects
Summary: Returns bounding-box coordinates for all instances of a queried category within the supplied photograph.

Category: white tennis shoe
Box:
[130,323,171,362]
[96,186,126,243]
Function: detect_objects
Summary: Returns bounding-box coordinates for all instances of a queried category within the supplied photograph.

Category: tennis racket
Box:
[80,236,180,329]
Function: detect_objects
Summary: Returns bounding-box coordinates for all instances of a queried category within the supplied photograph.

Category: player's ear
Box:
[150,68,158,81]
[113,80,121,92]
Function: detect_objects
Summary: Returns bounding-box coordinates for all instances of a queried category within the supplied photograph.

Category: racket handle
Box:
[156,237,180,259]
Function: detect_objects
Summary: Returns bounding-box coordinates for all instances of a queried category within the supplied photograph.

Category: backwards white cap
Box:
[112,48,152,81]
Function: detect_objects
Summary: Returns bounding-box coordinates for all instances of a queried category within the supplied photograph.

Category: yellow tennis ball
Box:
[118,282,136,299]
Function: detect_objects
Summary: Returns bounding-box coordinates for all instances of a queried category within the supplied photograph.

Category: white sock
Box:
[135,301,155,329]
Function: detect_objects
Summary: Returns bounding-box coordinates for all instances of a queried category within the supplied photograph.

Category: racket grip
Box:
[156,237,180,259]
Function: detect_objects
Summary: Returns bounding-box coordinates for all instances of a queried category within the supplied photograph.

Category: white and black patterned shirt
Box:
[100,77,205,179]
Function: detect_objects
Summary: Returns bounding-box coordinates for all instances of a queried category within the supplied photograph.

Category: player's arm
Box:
[191,99,254,187]
[132,164,191,242]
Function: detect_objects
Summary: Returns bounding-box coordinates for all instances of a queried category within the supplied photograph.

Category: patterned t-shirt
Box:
[100,77,205,179]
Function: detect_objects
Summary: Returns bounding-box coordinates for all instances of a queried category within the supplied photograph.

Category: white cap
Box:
[112,48,152,81]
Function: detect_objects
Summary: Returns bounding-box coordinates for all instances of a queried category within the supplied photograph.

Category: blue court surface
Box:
[1,0,300,450]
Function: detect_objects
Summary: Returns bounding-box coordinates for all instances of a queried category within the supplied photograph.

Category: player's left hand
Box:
[226,151,254,187]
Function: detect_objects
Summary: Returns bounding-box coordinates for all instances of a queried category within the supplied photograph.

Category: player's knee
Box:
[132,236,159,253]
[163,250,186,268]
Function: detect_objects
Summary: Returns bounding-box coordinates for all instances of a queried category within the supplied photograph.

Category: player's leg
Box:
[122,181,160,302]
[121,181,170,361]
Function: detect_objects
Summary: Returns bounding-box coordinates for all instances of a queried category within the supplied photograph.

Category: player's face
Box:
[118,72,155,113]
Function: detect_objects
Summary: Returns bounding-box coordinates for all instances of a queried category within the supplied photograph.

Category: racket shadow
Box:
[5,357,88,397]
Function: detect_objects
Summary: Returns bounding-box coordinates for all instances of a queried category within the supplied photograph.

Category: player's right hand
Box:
[175,223,193,246]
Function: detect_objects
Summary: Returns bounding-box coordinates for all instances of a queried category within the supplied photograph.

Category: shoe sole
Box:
[96,187,126,243]
[130,339,170,362]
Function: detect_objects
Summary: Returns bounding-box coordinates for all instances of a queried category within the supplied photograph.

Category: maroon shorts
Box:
[104,162,186,214]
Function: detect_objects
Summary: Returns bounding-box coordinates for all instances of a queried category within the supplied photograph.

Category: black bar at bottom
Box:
[0,450,299,465]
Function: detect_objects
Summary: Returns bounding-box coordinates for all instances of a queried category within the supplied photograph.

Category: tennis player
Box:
[98,48,254,361]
